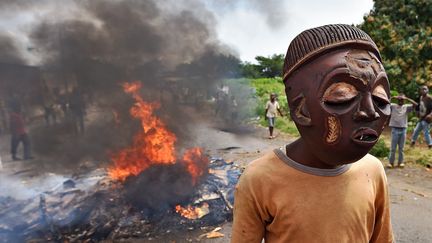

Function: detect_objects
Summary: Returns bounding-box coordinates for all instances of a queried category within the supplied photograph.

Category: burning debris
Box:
[106,81,209,213]
[0,158,240,242]
[0,79,240,241]
[176,202,210,220]
[108,82,208,183]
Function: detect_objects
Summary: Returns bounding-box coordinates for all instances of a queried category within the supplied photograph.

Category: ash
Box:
[0,158,240,242]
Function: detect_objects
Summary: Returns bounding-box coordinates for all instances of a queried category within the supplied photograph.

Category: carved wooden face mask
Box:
[286,48,390,165]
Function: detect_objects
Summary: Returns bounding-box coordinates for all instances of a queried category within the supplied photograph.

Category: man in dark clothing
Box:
[69,88,86,134]
[411,85,432,148]
[41,85,59,126]
[9,105,33,160]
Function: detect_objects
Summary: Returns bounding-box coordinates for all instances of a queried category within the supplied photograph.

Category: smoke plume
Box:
[0,33,25,64]
[0,0,247,169]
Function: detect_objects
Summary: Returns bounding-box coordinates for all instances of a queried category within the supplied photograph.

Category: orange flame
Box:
[175,203,210,220]
[182,147,209,185]
[108,81,208,182]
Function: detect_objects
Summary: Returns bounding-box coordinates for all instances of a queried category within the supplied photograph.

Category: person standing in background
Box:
[265,93,283,139]
[42,85,58,126]
[411,85,432,148]
[69,87,86,134]
[9,104,33,161]
[388,94,417,168]
[230,95,238,122]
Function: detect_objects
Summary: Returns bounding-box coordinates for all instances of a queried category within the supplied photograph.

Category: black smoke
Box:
[0,0,245,169]
[0,33,25,64]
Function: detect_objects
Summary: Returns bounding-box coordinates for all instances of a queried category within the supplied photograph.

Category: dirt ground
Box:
[1,121,431,242]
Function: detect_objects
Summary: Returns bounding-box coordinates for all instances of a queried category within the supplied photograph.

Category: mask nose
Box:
[353,93,380,122]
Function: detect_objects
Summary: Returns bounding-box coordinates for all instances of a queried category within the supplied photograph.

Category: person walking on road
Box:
[265,93,283,139]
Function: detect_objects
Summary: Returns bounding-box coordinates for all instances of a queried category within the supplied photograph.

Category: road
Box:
[1,122,431,242]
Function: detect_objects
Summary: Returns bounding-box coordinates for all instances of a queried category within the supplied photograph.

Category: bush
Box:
[369,138,390,158]
[407,116,418,134]
[415,155,429,167]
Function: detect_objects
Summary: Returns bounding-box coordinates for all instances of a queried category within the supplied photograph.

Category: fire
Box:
[175,203,210,220]
[182,147,209,185]
[108,81,208,183]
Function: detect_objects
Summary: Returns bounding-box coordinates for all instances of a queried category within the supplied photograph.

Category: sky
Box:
[0,0,374,64]
[206,0,374,62]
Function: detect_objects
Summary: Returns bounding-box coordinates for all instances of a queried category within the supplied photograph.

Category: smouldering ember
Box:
[108,82,208,182]
[175,203,210,220]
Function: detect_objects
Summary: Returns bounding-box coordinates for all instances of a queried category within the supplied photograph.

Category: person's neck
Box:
[285,139,340,169]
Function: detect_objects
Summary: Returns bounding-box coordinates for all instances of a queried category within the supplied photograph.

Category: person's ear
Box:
[290,93,312,126]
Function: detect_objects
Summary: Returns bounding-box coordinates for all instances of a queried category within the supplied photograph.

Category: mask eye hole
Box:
[372,85,390,109]
[323,82,358,107]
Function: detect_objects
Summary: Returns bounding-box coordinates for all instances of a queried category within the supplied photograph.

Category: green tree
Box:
[240,54,284,78]
[241,61,261,78]
[359,0,432,98]
[254,54,284,78]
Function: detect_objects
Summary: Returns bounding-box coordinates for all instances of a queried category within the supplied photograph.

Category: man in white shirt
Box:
[265,93,283,139]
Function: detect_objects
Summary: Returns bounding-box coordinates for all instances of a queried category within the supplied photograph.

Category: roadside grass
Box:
[247,77,431,167]
[405,147,432,167]
[400,134,432,167]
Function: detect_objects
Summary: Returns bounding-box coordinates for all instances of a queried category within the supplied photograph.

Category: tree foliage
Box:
[240,61,261,78]
[359,0,432,98]
[241,54,284,78]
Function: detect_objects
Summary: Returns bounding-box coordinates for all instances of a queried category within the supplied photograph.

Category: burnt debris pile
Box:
[0,158,240,242]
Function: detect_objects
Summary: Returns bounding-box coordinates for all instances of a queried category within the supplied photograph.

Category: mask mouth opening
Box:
[351,128,378,144]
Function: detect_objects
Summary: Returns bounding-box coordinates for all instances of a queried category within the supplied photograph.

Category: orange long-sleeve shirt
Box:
[231,149,393,243]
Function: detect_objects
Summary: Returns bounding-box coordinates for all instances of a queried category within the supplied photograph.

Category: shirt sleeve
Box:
[265,101,270,109]
[405,104,413,113]
[231,174,265,243]
[276,101,280,109]
[369,167,394,243]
